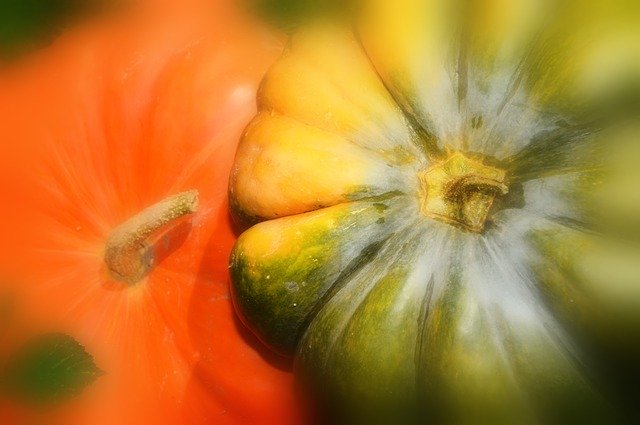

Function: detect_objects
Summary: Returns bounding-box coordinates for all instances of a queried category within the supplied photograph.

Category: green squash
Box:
[229,0,640,422]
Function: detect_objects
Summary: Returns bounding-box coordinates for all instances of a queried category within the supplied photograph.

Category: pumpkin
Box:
[229,0,640,423]
[0,6,300,425]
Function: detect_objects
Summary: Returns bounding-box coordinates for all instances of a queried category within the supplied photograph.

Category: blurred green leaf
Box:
[0,0,84,58]
[250,0,339,32]
[2,333,101,405]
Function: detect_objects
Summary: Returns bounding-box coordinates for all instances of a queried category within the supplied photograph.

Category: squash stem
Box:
[446,175,509,200]
[418,153,508,232]
[104,190,199,284]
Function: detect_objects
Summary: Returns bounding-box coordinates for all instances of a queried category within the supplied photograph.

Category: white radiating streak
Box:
[486,202,588,363]
[480,222,566,339]
[400,222,456,311]
[520,172,587,223]
[442,60,562,160]
[404,57,563,162]
[413,64,462,145]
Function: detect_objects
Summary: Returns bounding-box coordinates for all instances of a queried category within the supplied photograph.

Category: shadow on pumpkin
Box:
[181,200,295,423]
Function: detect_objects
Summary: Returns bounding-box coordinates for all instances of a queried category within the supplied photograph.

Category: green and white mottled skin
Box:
[229,0,640,423]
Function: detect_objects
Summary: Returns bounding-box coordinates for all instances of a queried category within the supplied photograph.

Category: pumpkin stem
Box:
[104,190,199,284]
[418,153,508,232]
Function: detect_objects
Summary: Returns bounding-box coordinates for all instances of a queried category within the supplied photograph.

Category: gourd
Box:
[0,7,299,425]
[229,0,640,423]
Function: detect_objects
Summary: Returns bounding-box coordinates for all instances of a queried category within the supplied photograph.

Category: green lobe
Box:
[230,196,408,355]
[421,254,611,425]
[297,228,427,421]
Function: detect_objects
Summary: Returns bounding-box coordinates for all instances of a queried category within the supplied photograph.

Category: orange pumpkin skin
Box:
[0,7,299,425]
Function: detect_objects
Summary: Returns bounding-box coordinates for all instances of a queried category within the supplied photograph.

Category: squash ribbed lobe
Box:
[229,0,640,422]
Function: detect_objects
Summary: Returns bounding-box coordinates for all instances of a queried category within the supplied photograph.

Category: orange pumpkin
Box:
[0,5,299,425]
